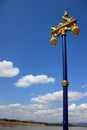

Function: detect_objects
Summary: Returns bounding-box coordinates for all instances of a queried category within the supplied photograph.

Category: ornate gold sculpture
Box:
[50,11,80,46]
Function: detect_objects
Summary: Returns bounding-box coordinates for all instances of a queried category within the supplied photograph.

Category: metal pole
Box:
[62,34,68,130]
[50,11,80,130]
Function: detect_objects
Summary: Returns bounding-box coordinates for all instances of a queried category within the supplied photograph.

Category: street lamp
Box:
[50,11,80,130]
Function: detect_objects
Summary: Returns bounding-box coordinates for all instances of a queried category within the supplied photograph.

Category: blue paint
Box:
[62,35,68,130]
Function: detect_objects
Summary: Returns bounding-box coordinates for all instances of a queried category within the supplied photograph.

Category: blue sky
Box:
[0,0,87,123]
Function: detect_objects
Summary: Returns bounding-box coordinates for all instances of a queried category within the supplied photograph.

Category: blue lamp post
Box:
[50,11,80,130]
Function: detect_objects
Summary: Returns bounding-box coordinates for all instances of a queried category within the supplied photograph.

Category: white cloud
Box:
[0,103,47,120]
[68,91,87,101]
[34,108,63,122]
[81,84,87,88]
[8,103,21,107]
[69,103,87,122]
[0,103,87,123]
[31,91,87,103]
[15,74,55,87]
[0,60,19,77]
[31,91,63,103]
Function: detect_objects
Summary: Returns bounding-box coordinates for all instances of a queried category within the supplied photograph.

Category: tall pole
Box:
[50,11,80,130]
[62,34,68,130]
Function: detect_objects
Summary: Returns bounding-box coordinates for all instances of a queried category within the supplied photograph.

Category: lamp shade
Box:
[50,35,57,46]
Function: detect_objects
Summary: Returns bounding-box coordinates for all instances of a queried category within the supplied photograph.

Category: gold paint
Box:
[50,35,57,46]
[62,80,69,87]
[50,11,80,45]
[71,25,80,36]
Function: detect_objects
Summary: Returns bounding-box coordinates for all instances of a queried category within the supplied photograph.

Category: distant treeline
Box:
[0,119,87,127]
[0,119,62,126]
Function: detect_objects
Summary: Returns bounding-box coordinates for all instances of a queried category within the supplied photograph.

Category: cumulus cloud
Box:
[69,103,87,122]
[81,84,87,88]
[0,103,47,120]
[15,74,55,87]
[68,91,87,101]
[0,60,19,77]
[0,103,87,123]
[8,103,21,107]
[31,91,87,103]
[31,91,63,103]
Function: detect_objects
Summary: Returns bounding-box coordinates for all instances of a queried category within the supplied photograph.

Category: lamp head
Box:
[50,35,58,46]
[71,25,80,36]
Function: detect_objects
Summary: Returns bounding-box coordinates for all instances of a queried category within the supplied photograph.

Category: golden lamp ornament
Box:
[71,25,80,36]
[50,11,80,46]
[50,35,57,46]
